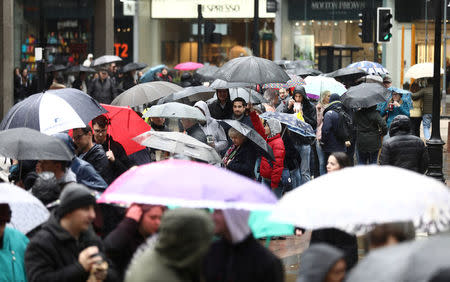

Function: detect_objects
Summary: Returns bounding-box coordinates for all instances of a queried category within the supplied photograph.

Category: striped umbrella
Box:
[262,74,306,89]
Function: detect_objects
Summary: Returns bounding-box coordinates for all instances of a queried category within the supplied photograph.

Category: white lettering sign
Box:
[151,0,275,19]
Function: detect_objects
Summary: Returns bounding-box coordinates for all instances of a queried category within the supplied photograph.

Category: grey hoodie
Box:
[297,243,345,282]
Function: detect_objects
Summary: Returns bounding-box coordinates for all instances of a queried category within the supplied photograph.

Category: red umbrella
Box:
[94,104,151,155]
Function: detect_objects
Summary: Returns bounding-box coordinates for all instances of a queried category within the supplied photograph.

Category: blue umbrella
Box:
[347,61,389,76]
[139,64,166,83]
[260,111,315,138]
[376,87,413,112]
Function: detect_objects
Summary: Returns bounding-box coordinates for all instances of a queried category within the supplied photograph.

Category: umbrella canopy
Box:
[142,102,206,121]
[341,83,390,109]
[249,210,294,239]
[347,61,389,75]
[157,86,215,104]
[194,65,219,82]
[133,131,221,163]
[95,104,151,155]
[92,55,122,67]
[111,81,183,107]
[208,88,267,105]
[174,62,204,71]
[356,74,384,84]
[0,88,107,135]
[214,56,290,84]
[0,128,74,161]
[286,67,322,77]
[405,63,444,79]
[139,64,166,83]
[0,183,50,234]
[325,67,367,81]
[98,159,277,210]
[262,74,306,89]
[270,165,450,234]
[45,64,67,73]
[260,111,315,137]
[304,76,347,100]
[222,119,274,161]
[210,79,253,89]
[65,65,97,73]
[122,62,148,73]
[347,235,450,282]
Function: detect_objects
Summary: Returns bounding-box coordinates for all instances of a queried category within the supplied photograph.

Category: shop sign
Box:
[288,0,382,21]
[114,43,129,58]
[151,0,275,19]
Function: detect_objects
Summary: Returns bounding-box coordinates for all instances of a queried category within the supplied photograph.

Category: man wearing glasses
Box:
[72,126,113,184]
[91,115,132,181]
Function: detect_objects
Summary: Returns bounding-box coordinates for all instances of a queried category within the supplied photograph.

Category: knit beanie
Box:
[57,183,96,218]
[329,93,341,103]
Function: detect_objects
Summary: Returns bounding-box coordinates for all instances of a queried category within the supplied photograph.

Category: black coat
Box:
[322,102,346,153]
[354,107,387,153]
[98,135,133,181]
[203,235,284,282]
[88,77,118,104]
[380,115,428,173]
[186,123,207,144]
[226,140,257,179]
[25,213,118,282]
[122,75,136,91]
[208,100,233,120]
[286,92,317,129]
[104,218,146,280]
[79,144,114,184]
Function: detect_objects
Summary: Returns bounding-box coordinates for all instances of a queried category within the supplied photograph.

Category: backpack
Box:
[334,107,353,142]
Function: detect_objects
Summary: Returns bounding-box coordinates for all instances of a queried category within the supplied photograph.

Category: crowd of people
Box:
[2,55,438,282]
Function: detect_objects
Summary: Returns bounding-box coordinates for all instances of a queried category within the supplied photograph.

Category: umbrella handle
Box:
[281,127,287,139]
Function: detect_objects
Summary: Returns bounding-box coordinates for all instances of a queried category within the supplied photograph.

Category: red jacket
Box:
[260,134,285,189]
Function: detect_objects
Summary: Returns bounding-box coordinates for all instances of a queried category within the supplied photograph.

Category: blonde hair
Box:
[320,90,331,105]
[228,128,245,139]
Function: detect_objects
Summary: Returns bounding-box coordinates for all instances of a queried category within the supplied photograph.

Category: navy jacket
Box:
[321,102,346,153]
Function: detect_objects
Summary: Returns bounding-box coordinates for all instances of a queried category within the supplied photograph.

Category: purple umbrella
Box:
[98,159,277,210]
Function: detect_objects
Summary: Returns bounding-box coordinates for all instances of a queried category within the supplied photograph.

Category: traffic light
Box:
[204,21,222,44]
[377,7,393,43]
[358,9,373,43]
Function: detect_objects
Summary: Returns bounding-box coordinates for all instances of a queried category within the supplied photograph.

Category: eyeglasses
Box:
[73,133,86,141]
[94,129,107,134]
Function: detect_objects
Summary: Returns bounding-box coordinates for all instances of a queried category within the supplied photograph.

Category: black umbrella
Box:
[214,56,290,84]
[194,65,219,82]
[340,83,390,109]
[0,88,107,134]
[66,65,97,73]
[207,88,267,105]
[286,66,321,77]
[122,62,148,73]
[210,79,253,89]
[222,119,274,161]
[325,67,367,81]
[45,64,67,73]
[157,86,215,104]
[0,128,74,161]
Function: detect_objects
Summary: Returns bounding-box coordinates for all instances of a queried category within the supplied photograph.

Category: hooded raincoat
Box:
[260,119,285,189]
[125,208,214,282]
[194,101,229,153]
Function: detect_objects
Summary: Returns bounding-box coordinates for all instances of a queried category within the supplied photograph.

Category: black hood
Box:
[389,115,411,137]
[293,86,309,105]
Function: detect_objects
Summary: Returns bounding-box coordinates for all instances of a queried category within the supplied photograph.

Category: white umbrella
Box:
[270,165,450,234]
[92,55,122,67]
[404,63,444,79]
[0,183,50,234]
[303,76,347,100]
[133,131,222,164]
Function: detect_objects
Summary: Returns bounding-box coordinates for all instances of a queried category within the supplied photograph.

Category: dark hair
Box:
[0,204,11,223]
[367,222,415,249]
[329,152,352,169]
[92,115,109,128]
[232,97,247,107]
[139,204,166,223]
[77,125,92,135]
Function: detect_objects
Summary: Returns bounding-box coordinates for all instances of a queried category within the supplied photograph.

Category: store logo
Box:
[203,4,240,13]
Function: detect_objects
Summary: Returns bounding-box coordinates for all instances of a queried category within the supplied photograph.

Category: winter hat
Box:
[329,93,341,103]
[266,118,282,137]
[0,203,11,223]
[57,183,96,218]
[297,243,345,282]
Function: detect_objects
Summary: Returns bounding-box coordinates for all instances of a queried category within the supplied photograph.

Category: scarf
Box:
[222,144,239,165]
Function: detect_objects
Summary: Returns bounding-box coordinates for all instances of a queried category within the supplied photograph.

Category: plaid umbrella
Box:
[262,74,306,89]
[260,111,315,138]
